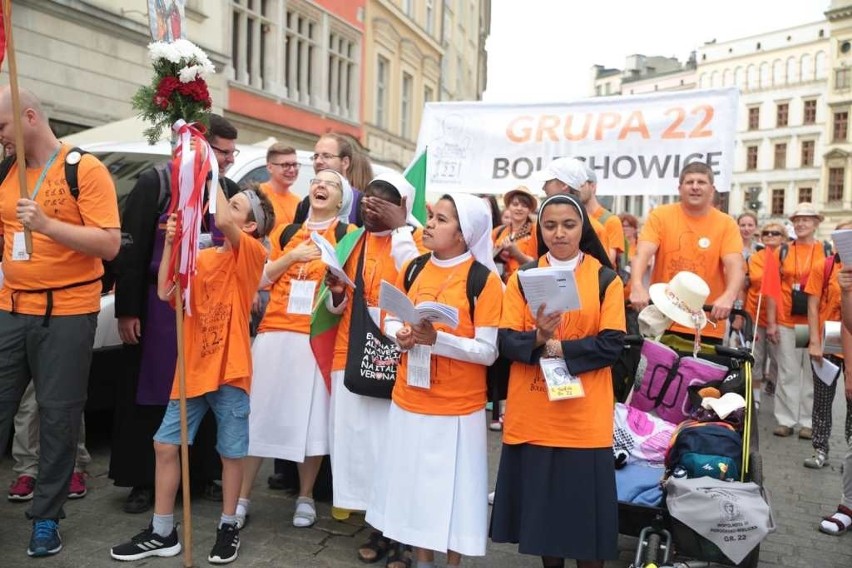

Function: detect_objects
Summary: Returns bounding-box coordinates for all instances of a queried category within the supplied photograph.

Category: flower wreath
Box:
[132,39,216,144]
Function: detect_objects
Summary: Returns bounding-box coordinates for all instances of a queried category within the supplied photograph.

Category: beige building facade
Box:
[824,0,852,228]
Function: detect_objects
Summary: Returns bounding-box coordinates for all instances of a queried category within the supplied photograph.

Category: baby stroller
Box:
[612,307,774,568]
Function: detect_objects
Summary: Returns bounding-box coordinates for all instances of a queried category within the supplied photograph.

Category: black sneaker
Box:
[110,525,181,561]
[208,522,240,564]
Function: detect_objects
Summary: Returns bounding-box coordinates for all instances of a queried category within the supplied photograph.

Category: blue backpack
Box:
[665,420,742,481]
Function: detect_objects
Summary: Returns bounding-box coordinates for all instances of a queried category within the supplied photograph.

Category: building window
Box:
[401,72,413,138]
[798,187,812,203]
[232,0,275,90]
[375,56,389,128]
[801,140,815,167]
[605,82,611,95]
[425,0,434,35]
[773,143,787,169]
[834,111,848,142]
[746,145,758,170]
[284,8,319,105]
[776,102,788,127]
[748,106,759,130]
[424,85,434,103]
[836,68,851,90]
[402,0,413,16]
[803,100,817,124]
[829,167,845,203]
[771,189,785,216]
[327,32,358,119]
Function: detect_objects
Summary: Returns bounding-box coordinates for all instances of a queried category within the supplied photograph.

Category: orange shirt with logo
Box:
[0,146,119,315]
[170,232,268,399]
[391,257,503,416]
[260,182,301,228]
[259,220,354,335]
[804,255,841,332]
[501,255,625,448]
[776,241,826,328]
[331,230,425,372]
[591,207,625,254]
[492,222,537,282]
[639,204,742,338]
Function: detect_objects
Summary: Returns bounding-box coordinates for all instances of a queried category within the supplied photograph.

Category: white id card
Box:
[287,280,317,315]
[407,344,432,389]
[539,357,584,401]
[12,232,30,261]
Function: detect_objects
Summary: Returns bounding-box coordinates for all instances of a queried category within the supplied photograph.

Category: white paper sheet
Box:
[311,231,355,288]
[379,280,459,328]
[518,266,581,316]
[813,357,841,387]
[832,229,852,266]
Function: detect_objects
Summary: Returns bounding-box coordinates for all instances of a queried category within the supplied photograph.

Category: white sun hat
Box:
[648,271,710,331]
[702,392,747,420]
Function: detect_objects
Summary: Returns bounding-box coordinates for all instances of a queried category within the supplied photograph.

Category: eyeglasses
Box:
[210,145,240,158]
[270,161,299,170]
[310,178,341,190]
[761,230,783,237]
[311,152,341,161]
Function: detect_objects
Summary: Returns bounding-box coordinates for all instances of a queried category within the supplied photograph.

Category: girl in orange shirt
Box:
[493,186,537,283]
[491,194,626,568]
[366,194,503,568]
[236,169,353,529]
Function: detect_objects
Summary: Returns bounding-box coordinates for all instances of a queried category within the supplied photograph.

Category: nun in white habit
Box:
[366,193,504,567]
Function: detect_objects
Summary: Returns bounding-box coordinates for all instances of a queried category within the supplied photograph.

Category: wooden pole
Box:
[173,276,193,568]
[3,0,33,253]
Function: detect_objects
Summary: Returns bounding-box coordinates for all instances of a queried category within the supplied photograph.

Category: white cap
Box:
[532,157,590,190]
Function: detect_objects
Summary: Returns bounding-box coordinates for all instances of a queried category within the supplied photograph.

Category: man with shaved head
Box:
[0,86,120,558]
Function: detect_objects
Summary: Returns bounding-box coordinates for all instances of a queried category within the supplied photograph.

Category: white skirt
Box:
[328,369,392,510]
[248,331,329,461]
[366,402,488,557]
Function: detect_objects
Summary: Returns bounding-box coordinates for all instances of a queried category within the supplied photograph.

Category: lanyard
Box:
[29,146,61,201]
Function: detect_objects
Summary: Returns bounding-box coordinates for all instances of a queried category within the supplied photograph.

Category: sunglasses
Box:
[761,231,783,237]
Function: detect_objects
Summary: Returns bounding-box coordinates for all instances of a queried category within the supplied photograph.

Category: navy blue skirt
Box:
[490,443,618,561]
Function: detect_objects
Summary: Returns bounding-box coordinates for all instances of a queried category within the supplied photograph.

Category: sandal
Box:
[292,496,316,528]
[385,541,412,568]
[819,504,852,535]
[358,530,391,564]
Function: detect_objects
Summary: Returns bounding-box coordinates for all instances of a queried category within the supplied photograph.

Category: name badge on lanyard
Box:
[407,344,432,389]
[539,357,585,401]
[11,232,30,261]
[287,279,317,315]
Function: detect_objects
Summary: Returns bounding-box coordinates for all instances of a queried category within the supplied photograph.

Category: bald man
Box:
[0,86,120,557]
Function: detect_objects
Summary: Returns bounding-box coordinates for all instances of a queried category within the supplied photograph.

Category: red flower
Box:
[176,79,212,107]
[154,76,181,109]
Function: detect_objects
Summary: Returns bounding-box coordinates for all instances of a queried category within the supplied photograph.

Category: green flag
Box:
[404,148,428,225]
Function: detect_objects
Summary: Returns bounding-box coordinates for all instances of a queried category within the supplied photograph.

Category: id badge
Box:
[198,232,214,250]
[11,232,30,261]
[287,280,317,315]
[539,357,584,401]
[406,344,432,389]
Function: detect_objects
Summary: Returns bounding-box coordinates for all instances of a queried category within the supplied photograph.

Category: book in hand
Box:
[832,229,852,266]
[518,266,581,316]
[378,280,459,329]
[311,231,355,288]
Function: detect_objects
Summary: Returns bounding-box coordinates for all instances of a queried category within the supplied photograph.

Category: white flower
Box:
[179,65,200,83]
[148,40,216,77]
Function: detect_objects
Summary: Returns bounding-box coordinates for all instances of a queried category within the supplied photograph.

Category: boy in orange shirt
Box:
[110,182,274,564]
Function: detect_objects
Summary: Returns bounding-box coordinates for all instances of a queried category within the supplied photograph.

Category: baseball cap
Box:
[532,157,590,189]
[584,163,597,184]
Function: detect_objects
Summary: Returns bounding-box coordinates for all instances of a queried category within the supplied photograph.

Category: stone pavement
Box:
[1,390,852,567]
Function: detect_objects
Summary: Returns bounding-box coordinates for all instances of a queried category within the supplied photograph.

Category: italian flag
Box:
[404,148,429,225]
[310,227,365,392]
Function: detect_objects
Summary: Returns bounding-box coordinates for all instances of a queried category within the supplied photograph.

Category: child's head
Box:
[233,187,275,238]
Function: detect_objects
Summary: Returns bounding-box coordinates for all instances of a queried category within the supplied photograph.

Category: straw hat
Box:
[648,271,710,330]
[788,202,824,222]
[502,186,538,210]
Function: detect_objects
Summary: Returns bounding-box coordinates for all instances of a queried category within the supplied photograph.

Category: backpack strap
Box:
[0,155,13,185]
[64,147,88,200]
[403,253,432,293]
[278,223,303,250]
[823,240,834,259]
[464,260,491,323]
[597,265,617,305]
[154,162,172,215]
[823,254,838,298]
[598,209,613,225]
[334,222,349,243]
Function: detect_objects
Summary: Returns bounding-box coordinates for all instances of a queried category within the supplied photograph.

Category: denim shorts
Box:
[154,385,250,458]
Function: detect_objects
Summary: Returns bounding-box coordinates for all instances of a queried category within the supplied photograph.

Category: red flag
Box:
[760,248,782,303]
[0,1,8,71]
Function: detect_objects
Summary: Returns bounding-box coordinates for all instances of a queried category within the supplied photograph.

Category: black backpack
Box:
[0,147,89,203]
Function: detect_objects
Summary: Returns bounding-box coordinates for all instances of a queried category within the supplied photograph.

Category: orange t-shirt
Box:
[591,207,625,254]
[501,255,626,448]
[170,232,268,399]
[259,220,354,334]
[391,256,503,416]
[260,182,301,228]
[492,222,537,283]
[745,248,779,328]
[0,146,119,315]
[331,230,425,372]
[776,241,826,328]
[639,204,742,338]
[804,255,841,331]
[590,216,609,251]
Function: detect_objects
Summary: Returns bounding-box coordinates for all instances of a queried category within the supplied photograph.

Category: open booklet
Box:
[518,266,581,316]
[832,229,852,266]
[311,231,355,288]
[378,280,459,329]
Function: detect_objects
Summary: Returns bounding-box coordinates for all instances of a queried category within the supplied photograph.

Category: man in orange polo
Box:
[0,86,120,557]
[629,162,743,342]
[260,143,301,228]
